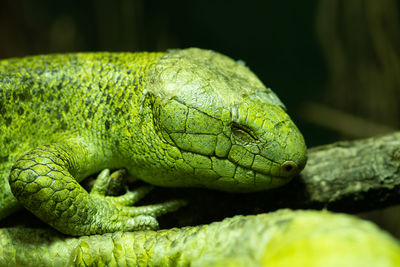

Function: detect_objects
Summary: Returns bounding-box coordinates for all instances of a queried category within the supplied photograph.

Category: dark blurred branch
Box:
[316,0,400,128]
[301,102,395,138]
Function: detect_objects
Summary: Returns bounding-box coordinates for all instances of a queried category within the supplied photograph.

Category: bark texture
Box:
[299,131,400,209]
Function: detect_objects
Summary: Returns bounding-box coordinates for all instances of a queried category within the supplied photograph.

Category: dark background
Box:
[2,0,400,237]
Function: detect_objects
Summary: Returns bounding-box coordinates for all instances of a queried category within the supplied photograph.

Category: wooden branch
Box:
[297,131,400,209]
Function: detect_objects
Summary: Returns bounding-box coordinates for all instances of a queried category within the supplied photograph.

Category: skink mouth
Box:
[251,171,294,190]
[247,159,306,185]
[250,160,303,178]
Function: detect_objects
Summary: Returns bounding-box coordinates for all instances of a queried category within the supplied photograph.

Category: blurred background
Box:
[1,0,400,237]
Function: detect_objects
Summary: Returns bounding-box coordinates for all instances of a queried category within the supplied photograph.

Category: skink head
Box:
[142,48,306,192]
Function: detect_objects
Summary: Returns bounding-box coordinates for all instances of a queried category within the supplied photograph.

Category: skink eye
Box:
[231,123,257,144]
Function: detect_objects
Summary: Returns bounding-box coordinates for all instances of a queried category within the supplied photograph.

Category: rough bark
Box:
[298,131,400,209]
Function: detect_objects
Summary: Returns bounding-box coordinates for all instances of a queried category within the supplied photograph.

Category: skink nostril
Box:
[281,161,298,174]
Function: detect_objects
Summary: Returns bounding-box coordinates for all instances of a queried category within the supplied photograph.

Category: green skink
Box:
[0,48,306,235]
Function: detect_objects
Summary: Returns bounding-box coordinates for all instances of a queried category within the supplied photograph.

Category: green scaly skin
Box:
[1,210,399,266]
[0,48,307,236]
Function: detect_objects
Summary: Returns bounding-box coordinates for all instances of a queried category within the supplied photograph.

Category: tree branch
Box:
[299,131,400,207]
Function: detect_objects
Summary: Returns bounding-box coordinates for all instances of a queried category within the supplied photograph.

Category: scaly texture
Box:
[0,210,399,266]
[0,48,307,235]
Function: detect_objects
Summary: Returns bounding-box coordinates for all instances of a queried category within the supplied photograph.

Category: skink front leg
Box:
[9,140,185,236]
